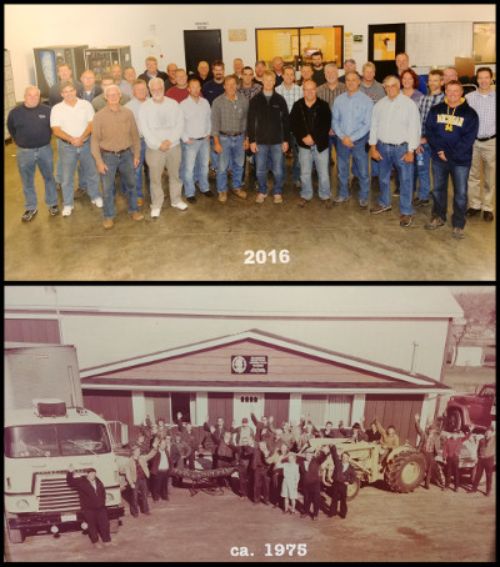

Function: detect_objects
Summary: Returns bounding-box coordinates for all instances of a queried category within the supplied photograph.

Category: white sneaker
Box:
[171,201,188,211]
[91,197,103,208]
[150,207,161,218]
[62,206,73,217]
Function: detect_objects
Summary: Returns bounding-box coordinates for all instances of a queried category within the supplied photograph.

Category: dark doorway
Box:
[367,24,406,83]
[184,29,222,75]
[171,392,191,423]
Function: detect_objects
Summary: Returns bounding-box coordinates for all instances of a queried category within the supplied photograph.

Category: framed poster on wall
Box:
[368,23,405,82]
[473,22,496,63]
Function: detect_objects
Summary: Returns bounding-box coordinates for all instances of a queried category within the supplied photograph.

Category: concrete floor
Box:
[4,141,495,281]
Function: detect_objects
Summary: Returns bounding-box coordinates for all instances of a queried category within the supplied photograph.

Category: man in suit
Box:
[250,440,271,505]
[328,444,357,518]
[149,436,180,501]
[300,447,329,520]
[204,416,228,469]
[66,465,112,548]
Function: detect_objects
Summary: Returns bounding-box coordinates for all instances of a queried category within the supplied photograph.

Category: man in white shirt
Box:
[465,67,496,222]
[50,81,102,216]
[369,75,421,227]
[139,77,187,218]
[180,77,214,202]
[125,79,150,206]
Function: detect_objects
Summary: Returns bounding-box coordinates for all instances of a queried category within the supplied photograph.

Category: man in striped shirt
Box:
[465,67,496,222]
[276,65,303,187]
[415,69,445,207]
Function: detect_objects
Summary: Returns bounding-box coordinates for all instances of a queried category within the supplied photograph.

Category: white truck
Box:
[4,343,124,544]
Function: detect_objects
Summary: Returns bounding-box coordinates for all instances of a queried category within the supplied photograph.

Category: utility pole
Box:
[410,340,419,375]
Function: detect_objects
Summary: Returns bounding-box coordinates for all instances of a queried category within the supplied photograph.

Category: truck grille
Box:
[38,477,80,512]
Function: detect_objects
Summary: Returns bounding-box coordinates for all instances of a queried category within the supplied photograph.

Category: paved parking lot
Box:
[5,476,495,562]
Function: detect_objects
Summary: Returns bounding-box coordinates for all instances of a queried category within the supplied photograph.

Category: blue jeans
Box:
[216,134,245,192]
[377,142,414,215]
[283,132,301,183]
[55,138,63,184]
[415,142,432,200]
[182,138,210,197]
[370,157,379,178]
[298,145,331,200]
[100,149,138,219]
[59,139,99,207]
[256,144,284,195]
[121,138,148,199]
[336,135,370,201]
[210,137,219,172]
[431,159,470,229]
[16,144,58,210]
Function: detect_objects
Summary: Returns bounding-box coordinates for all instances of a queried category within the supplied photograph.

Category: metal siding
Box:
[82,390,133,432]
[4,319,60,344]
[264,393,290,426]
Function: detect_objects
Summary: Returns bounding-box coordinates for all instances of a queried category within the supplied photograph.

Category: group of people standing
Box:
[8,51,495,237]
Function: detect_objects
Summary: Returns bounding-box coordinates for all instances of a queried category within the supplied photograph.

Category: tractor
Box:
[298,437,426,501]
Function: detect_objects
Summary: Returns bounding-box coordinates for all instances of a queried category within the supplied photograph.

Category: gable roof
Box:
[80,329,449,393]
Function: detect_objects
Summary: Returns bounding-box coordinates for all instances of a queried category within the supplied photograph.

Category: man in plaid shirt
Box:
[415,69,445,207]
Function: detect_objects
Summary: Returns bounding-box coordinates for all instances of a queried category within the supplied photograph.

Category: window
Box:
[256,26,344,68]
[5,423,111,458]
[240,395,258,404]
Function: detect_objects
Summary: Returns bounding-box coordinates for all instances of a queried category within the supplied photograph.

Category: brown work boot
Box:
[232,188,247,199]
[218,191,228,203]
[131,211,144,221]
[273,194,283,204]
[137,197,144,207]
[103,218,114,230]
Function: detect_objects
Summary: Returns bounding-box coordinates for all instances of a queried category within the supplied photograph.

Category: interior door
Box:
[367,24,406,83]
[184,29,222,76]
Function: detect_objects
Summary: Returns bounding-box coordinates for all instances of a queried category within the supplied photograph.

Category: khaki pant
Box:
[468,138,496,212]
[145,144,183,209]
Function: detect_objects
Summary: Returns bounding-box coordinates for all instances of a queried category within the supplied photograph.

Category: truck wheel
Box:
[7,525,25,544]
[347,477,361,501]
[447,409,463,432]
[109,519,120,534]
[385,451,426,493]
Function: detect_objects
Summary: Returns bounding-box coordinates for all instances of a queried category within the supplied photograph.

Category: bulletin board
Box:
[406,22,473,67]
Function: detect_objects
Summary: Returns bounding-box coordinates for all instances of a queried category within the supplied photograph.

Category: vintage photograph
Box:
[4,286,496,562]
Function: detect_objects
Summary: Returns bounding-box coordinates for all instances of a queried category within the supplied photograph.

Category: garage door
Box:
[301,395,327,428]
[208,392,233,425]
[326,395,353,427]
[363,395,424,446]
[264,393,290,426]
[144,392,171,424]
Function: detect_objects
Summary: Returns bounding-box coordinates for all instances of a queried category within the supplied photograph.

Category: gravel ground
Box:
[5,475,495,563]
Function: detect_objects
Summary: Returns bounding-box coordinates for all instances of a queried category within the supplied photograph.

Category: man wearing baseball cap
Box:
[66,464,113,549]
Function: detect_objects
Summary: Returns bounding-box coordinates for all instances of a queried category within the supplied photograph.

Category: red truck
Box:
[445,383,496,432]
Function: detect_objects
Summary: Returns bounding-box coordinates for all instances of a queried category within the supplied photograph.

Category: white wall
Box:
[5,3,495,100]
[58,314,449,380]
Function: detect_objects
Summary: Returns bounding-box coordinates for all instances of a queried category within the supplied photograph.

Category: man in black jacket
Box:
[66,465,111,548]
[290,80,333,207]
[300,447,329,520]
[247,70,290,204]
[328,444,357,519]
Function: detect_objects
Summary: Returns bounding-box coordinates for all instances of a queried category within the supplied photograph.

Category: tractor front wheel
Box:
[347,477,361,501]
[385,451,426,493]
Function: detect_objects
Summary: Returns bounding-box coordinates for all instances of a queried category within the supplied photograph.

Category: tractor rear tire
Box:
[347,477,361,501]
[385,451,426,493]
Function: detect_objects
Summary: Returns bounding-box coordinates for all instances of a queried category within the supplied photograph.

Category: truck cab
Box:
[4,400,124,544]
[445,383,496,432]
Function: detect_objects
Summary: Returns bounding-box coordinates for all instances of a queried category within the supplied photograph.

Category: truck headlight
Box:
[106,491,115,503]
[16,499,30,510]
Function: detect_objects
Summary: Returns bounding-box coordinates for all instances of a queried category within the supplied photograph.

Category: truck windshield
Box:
[4,423,111,458]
